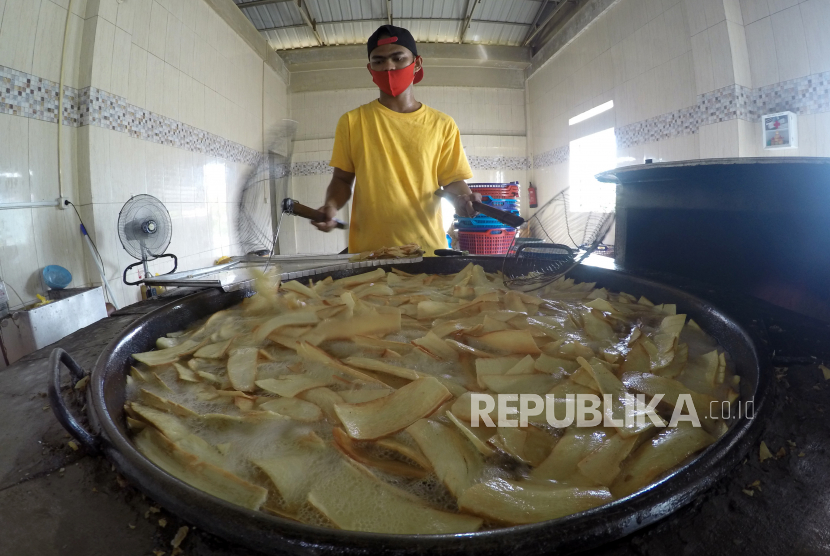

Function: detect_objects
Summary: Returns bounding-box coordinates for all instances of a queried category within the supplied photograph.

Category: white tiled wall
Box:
[463,135,528,214]
[0,0,85,308]
[527,0,697,163]
[744,0,829,87]
[0,0,289,311]
[78,0,265,149]
[524,0,830,251]
[290,86,527,140]
[76,0,286,308]
[716,0,830,158]
[525,0,703,224]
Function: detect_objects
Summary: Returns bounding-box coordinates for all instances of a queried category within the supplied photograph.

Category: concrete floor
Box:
[1,276,829,556]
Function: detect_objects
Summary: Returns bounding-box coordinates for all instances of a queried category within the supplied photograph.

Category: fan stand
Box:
[140,240,150,282]
[122,239,178,288]
[117,195,178,295]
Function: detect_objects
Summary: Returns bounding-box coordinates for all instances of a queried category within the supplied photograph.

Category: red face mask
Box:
[367,60,422,97]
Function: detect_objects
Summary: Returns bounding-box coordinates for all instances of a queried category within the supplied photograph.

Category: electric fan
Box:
[118,194,178,286]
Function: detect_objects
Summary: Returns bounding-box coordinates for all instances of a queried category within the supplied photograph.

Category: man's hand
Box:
[443,181,481,218]
[313,169,354,233]
[311,204,340,232]
[452,192,482,218]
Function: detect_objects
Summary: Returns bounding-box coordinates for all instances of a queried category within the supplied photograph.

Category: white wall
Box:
[0,0,289,311]
[525,0,830,245]
[740,0,830,157]
[0,0,85,309]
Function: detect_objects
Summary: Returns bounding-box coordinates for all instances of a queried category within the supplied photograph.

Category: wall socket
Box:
[58,197,67,209]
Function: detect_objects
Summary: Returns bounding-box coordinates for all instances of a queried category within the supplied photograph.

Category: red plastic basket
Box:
[458,228,517,255]
[469,184,520,199]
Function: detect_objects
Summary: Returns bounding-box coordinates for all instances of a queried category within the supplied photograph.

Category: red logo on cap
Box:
[377,37,398,45]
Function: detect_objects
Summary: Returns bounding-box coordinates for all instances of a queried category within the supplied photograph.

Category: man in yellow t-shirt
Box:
[312,25,480,255]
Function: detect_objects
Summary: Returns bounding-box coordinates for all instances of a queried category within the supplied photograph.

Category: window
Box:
[569,128,617,213]
[569,101,614,126]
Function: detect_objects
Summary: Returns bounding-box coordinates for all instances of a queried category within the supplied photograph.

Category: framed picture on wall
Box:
[762,111,798,150]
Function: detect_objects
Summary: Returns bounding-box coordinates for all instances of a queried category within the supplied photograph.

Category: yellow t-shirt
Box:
[329,100,473,255]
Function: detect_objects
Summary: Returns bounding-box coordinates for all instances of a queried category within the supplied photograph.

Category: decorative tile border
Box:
[0,65,81,126]
[291,160,333,176]
[83,87,261,166]
[0,64,260,166]
[754,71,830,116]
[5,63,829,173]
[615,104,702,149]
[532,145,569,169]
[1,64,533,175]
[467,155,530,171]
[536,70,830,168]
[290,156,531,176]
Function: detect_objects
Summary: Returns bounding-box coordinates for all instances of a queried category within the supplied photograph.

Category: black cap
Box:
[367,25,418,58]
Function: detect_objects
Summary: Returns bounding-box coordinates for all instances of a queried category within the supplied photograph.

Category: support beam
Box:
[240,0,546,8]
[459,0,481,43]
[295,0,322,46]
[279,42,530,70]
[523,0,549,44]
[237,0,295,8]
[523,0,571,46]
[258,18,531,34]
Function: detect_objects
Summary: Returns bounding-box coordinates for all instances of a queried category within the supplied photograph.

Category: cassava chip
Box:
[335,377,452,440]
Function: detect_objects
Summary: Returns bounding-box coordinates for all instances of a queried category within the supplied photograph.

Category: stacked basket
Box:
[455,182,520,255]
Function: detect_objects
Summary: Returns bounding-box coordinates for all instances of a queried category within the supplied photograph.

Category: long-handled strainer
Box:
[235,120,299,258]
[501,187,615,291]
[236,121,351,264]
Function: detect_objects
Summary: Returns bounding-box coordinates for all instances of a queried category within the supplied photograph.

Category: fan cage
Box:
[235,122,297,257]
[117,194,173,261]
[503,187,615,287]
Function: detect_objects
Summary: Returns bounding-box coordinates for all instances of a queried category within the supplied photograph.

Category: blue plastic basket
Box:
[482,197,519,208]
[454,209,521,229]
[42,265,72,289]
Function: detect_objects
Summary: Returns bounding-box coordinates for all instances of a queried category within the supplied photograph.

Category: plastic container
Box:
[458,228,517,255]
[446,233,452,248]
[455,209,521,229]
[482,197,519,208]
[42,265,72,289]
[469,184,520,199]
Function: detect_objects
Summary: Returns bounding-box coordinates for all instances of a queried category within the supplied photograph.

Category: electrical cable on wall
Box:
[4,281,25,309]
[65,200,115,306]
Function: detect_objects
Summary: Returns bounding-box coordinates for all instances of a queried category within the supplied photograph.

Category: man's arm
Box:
[312,168,356,232]
[443,181,482,218]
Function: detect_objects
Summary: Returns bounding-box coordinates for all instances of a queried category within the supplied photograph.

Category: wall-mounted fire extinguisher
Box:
[528,182,538,208]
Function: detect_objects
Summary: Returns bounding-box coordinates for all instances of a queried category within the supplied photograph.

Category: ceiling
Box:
[232,0,565,51]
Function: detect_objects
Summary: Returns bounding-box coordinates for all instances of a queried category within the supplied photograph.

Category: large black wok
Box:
[49,258,771,555]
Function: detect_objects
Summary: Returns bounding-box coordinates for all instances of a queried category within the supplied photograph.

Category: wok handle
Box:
[48,348,101,455]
